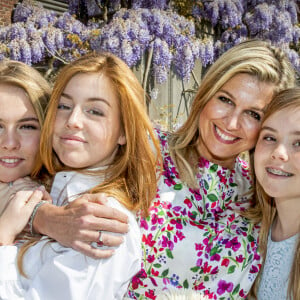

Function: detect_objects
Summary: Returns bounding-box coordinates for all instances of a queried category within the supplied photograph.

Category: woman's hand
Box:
[33,193,130,259]
[0,189,45,245]
[0,177,45,216]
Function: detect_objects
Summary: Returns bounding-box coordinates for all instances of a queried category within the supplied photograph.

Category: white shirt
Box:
[0,171,141,300]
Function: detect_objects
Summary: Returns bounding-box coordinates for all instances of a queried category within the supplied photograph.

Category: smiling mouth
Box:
[0,158,23,167]
[266,167,293,177]
[214,125,239,143]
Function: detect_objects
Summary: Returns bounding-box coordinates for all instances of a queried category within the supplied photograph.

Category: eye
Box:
[293,141,300,147]
[86,108,104,116]
[57,103,71,110]
[218,96,233,105]
[246,110,261,121]
[262,135,276,142]
[20,124,39,130]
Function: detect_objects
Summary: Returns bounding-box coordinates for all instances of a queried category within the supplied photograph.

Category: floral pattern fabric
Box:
[127,129,261,300]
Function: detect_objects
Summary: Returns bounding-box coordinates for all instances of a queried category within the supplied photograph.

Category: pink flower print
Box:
[142,234,155,247]
[140,218,149,230]
[236,254,245,263]
[217,280,234,295]
[175,230,185,241]
[202,262,212,274]
[147,255,155,263]
[167,224,174,231]
[170,218,183,230]
[194,282,205,290]
[211,266,218,274]
[254,252,260,261]
[195,243,204,251]
[151,268,159,276]
[161,235,174,250]
[131,269,147,289]
[239,289,246,298]
[196,258,203,266]
[250,265,259,273]
[184,198,192,208]
[210,253,221,261]
[145,289,156,299]
[221,258,230,267]
[225,236,241,251]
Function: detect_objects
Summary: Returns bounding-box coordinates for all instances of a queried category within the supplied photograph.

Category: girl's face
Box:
[0,84,40,183]
[255,106,300,200]
[197,73,274,168]
[53,73,126,169]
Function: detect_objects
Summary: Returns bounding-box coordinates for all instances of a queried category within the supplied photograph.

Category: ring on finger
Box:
[97,230,104,247]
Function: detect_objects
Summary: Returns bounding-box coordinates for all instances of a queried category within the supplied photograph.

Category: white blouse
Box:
[0,171,141,300]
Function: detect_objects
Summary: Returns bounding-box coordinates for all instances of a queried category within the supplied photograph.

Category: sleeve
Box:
[0,245,26,300]
[21,198,141,300]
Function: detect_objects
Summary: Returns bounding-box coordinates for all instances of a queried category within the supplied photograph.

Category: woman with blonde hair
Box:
[0,52,161,299]
[249,87,300,300]
[0,59,51,243]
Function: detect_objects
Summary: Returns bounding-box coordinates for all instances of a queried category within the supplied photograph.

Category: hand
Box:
[0,177,46,216]
[33,193,130,259]
[0,189,44,245]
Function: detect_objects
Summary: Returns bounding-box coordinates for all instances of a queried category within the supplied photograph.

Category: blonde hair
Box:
[0,60,51,179]
[36,52,161,213]
[169,40,296,189]
[247,87,300,299]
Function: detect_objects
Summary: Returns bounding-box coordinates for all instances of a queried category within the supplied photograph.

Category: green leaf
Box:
[161,269,169,277]
[183,279,189,289]
[229,182,238,187]
[207,194,218,202]
[153,263,161,268]
[190,266,200,272]
[174,183,183,190]
[166,248,174,259]
[247,235,254,242]
[210,247,219,256]
[209,164,218,172]
[204,275,209,282]
[204,180,209,190]
[228,265,236,274]
[232,284,240,295]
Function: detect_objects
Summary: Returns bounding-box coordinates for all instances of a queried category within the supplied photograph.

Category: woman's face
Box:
[255,106,300,201]
[0,84,41,183]
[53,72,126,169]
[197,73,274,168]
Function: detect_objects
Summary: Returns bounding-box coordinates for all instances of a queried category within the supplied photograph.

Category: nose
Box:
[226,113,240,130]
[1,130,20,150]
[271,144,289,161]
[66,107,83,130]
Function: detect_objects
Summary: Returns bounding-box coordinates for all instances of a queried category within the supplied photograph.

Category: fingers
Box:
[91,230,124,247]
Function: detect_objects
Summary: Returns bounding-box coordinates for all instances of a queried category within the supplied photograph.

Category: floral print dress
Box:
[127,129,261,300]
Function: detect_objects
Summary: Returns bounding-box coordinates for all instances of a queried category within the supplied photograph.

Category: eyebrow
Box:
[0,117,39,123]
[261,126,300,136]
[218,89,266,113]
[61,92,111,107]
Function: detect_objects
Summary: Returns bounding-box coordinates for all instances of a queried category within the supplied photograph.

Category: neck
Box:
[272,197,300,241]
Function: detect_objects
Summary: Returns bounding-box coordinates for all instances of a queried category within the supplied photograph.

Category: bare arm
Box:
[32,193,130,259]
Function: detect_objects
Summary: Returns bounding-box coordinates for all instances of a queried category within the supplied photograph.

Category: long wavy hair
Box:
[34,51,161,214]
[169,40,296,189]
[0,60,51,180]
[247,87,300,299]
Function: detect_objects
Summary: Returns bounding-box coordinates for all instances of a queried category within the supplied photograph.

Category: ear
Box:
[118,134,126,146]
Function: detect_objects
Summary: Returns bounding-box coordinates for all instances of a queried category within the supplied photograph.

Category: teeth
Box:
[1,158,20,163]
[267,168,292,177]
[215,126,236,141]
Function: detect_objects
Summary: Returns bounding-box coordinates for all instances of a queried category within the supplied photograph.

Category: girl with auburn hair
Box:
[0,52,161,299]
[248,87,300,300]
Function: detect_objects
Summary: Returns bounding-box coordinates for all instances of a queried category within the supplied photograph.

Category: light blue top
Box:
[257,229,298,300]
